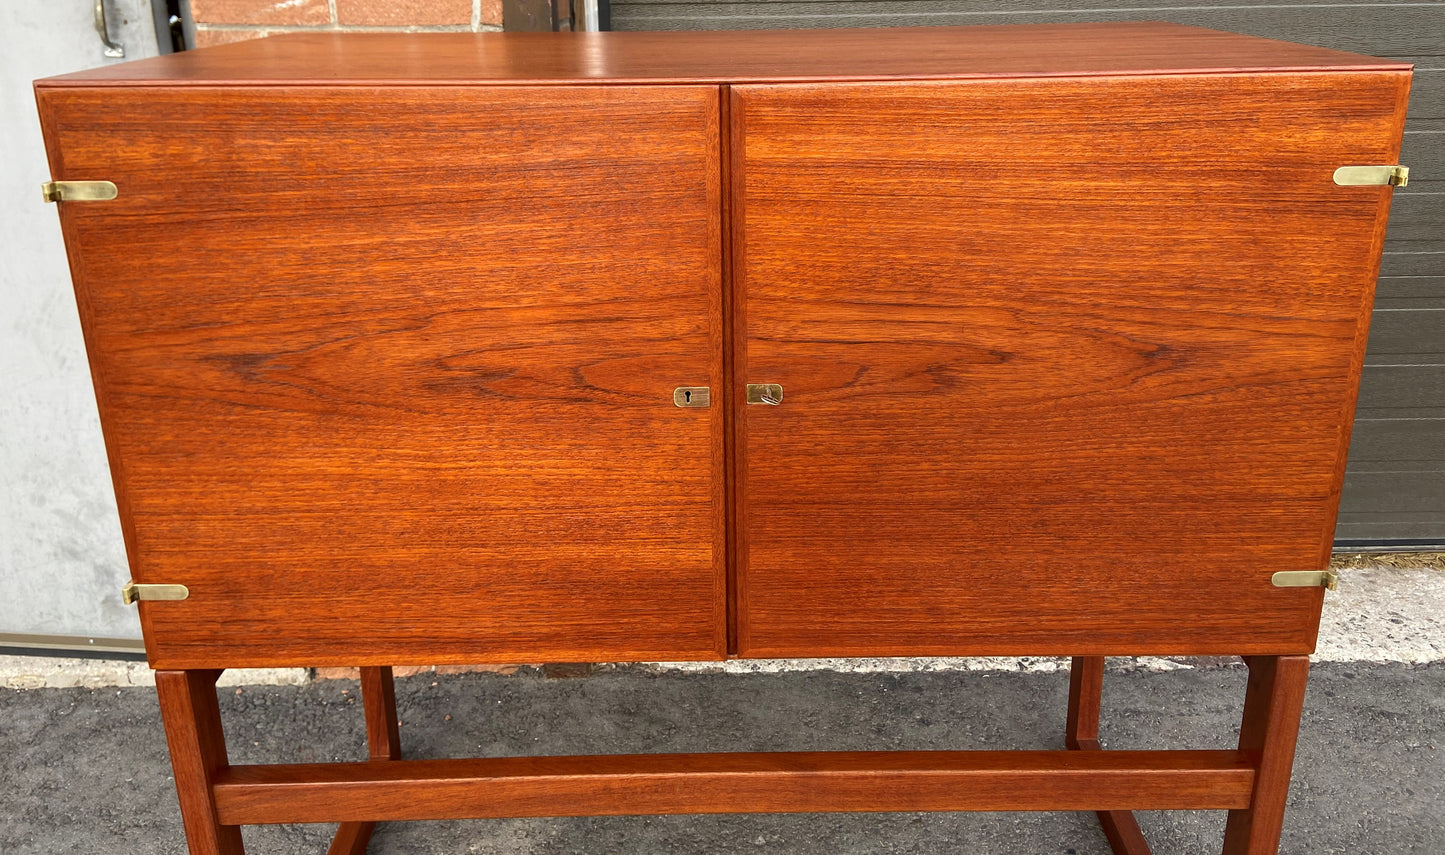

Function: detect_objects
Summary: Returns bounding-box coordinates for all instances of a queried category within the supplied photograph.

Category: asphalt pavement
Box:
[2,661,1441,854]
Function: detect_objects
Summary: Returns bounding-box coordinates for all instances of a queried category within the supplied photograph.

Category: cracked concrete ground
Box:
[2,661,1442,854]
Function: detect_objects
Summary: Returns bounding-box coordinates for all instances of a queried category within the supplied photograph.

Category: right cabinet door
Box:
[730,72,1410,658]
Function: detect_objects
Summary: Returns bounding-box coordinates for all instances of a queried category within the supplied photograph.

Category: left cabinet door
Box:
[37,85,726,669]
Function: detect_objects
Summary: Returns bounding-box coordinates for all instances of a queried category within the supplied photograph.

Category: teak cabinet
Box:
[37,23,1411,855]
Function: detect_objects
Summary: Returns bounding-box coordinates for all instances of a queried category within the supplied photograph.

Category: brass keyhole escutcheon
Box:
[673,387,711,408]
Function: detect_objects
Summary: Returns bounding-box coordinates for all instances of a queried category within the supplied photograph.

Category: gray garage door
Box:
[610,1,1445,546]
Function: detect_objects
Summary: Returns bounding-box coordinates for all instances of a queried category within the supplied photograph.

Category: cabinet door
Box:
[39,85,725,668]
[730,73,1409,657]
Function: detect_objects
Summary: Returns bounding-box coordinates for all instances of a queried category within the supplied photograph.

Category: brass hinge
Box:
[121,581,190,605]
[1270,570,1339,591]
[41,180,118,203]
[1333,165,1409,188]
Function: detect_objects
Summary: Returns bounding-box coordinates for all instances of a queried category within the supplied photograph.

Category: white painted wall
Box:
[1,1,160,642]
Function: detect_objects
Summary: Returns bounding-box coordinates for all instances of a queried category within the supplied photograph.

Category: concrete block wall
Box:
[190,0,503,47]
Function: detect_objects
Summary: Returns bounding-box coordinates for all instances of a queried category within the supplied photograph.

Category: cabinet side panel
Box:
[1310,73,1413,580]
[732,71,1410,657]
[42,84,726,668]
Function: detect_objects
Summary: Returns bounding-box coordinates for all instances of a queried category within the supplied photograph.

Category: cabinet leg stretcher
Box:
[154,656,1310,855]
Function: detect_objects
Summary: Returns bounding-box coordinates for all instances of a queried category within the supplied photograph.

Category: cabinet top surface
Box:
[36,23,1408,87]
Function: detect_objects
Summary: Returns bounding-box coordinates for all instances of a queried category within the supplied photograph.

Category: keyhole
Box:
[684,390,692,403]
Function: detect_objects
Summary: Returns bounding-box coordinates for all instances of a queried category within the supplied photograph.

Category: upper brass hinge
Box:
[1333,165,1409,188]
[1270,570,1339,591]
[121,581,190,605]
[41,180,118,203]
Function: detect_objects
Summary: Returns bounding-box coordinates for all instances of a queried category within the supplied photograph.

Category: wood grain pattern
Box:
[38,85,726,669]
[1066,657,1154,855]
[1222,656,1312,854]
[155,670,244,855]
[33,24,1408,88]
[40,30,1433,551]
[211,749,1256,823]
[731,71,1410,657]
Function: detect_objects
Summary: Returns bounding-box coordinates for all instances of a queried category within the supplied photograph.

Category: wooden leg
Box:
[1065,655,1104,751]
[1222,656,1310,855]
[156,670,246,855]
[361,666,402,762]
[1066,656,1152,855]
[326,821,373,855]
[328,667,403,855]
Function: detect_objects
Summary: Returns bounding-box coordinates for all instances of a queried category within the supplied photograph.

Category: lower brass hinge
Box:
[1270,570,1339,591]
[121,581,190,605]
[41,180,118,203]
[1333,165,1409,187]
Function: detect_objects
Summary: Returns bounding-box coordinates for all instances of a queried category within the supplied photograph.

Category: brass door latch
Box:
[746,384,783,405]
